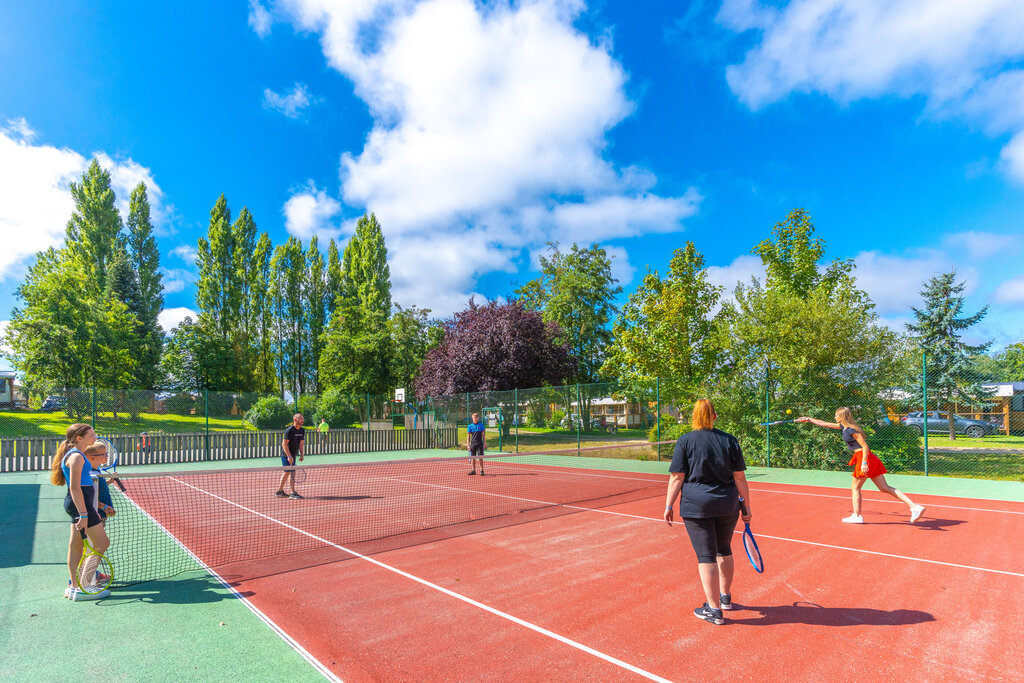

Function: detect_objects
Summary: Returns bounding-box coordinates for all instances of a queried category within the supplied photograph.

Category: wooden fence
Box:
[0,427,459,473]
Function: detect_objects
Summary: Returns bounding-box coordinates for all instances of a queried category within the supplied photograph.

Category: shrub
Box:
[314,389,359,428]
[648,415,690,458]
[297,394,319,421]
[550,410,566,429]
[244,396,293,430]
[867,422,920,472]
[526,401,546,428]
[164,392,196,416]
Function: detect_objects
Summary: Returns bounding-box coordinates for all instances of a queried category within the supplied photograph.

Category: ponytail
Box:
[49,423,92,486]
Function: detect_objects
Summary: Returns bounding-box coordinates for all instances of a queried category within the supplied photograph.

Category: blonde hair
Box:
[83,443,107,458]
[834,407,863,434]
[50,423,92,486]
[691,399,717,431]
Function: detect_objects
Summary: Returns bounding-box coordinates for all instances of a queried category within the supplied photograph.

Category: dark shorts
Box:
[682,514,739,563]
[469,443,485,457]
[64,490,103,529]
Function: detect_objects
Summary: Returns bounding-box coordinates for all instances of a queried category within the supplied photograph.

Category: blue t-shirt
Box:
[467,422,485,447]
[61,449,93,488]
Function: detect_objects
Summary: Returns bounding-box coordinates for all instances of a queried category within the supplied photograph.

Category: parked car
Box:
[900,411,999,438]
[40,395,67,412]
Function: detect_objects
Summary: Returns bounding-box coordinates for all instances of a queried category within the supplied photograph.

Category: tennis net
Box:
[102,441,672,586]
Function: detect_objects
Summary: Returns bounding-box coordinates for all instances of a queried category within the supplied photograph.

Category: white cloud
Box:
[249,0,273,37]
[942,231,1020,261]
[277,0,697,314]
[160,268,196,294]
[0,319,11,353]
[851,250,981,316]
[5,118,36,142]
[158,307,198,333]
[603,245,635,287]
[721,0,1024,182]
[283,182,343,240]
[1000,131,1024,183]
[170,244,198,264]
[706,255,766,297]
[93,152,172,230]
[263,83,314,119]
[994,276,1024,304]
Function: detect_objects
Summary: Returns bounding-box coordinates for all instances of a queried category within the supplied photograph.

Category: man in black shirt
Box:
[276,414,305,499]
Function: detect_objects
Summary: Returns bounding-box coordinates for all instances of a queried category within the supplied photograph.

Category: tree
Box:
[250,232,276,393]
[271,238,307,398]
[65,159,123,297]
[196,195,237,340]
[326,238,343,317]
[414,299,574,397]
[320,213,394,394]
[391,304,431,392]
[603,242,723,404]
[160,317,244,392]
[754,208,852,298]
[516,242,621,383]
[1004,343,1024,381]
[126,182,164,388]
[305,237,327,394]
[233,207,258,368]
[906,270,992,439]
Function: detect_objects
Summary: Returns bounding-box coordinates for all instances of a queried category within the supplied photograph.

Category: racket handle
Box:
[738,496,749,516]
[113,477,126,492]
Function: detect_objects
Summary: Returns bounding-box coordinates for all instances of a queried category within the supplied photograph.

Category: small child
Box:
[82,443,115,586]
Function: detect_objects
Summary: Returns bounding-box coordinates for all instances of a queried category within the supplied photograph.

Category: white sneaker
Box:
[67,587,110,601]
[910,505,926,523]
[842,514,864,524]
[63,584,73,599]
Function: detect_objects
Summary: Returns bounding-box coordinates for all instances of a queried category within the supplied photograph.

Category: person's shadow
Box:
[730,601,935,627]
[95,577,253,605]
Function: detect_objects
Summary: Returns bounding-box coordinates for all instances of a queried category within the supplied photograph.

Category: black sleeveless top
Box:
[841,427,862,452]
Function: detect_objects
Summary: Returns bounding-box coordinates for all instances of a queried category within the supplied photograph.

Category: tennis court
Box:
[2,446,1023,681]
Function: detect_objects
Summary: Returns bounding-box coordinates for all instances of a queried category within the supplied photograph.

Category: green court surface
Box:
[2,448,1021,681]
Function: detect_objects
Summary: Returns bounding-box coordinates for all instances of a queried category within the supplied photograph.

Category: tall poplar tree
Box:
[250,232,276,393]
[326,238,343,317]
[65,159,123,297]
[195,195,235,340]
[305,237,327,394]
[126,182,164,388]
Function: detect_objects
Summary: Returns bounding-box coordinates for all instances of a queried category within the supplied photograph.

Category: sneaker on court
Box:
[68,587,110,601]
[693,603,724,625]
[288,492,303,500]
[842,514,864,524]
[274,490,287,498]
[910,505,926,523]
[479,471,485,477]
[720,594,733,611]
[467,471,477,476]
[63,584,73,599]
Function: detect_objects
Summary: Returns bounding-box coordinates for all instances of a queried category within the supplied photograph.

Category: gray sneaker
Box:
[694,603,724,625]
[68,587,110,601]
[720,594,733,611]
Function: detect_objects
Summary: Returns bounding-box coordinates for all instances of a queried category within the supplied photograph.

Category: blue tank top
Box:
[841,427,862,452]
[61,449,94,488]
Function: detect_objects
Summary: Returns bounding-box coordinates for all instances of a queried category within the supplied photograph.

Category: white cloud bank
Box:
[720,0,1024,182]
[273,0,699,315]
[283,182,344,241]
[0,120,172,283]
[158,307,198,333]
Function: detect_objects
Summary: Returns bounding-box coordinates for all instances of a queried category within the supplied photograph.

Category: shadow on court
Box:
[98,576,254,605]
[730,601,935,627]
[315,495,382,502]
[0,484,39,568]
[869,516,967,531]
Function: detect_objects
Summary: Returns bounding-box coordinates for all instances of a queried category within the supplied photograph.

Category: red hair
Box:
[691,399,716,431]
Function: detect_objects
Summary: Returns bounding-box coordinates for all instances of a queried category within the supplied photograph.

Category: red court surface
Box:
[128,469,1024,682]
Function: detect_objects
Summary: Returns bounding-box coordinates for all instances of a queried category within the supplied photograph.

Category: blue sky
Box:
[2,0,1023,374]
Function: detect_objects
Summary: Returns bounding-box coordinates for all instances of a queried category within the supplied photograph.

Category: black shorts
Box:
[64,489,103,529]
[469,443,484,457]
[682,514,739,563]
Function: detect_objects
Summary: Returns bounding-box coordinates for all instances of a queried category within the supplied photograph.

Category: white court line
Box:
[385,477,1024,579]
[117,490,340,682]
[168,477,672,683]
[746,484,1024,515]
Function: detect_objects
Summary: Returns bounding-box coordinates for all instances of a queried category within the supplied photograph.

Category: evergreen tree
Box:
[196,195,235,339]
[126,183,164,388]
[233,207,258,349]
[65,159,123,297]
[320,213,393,394]
[305,237,327,394]
[250,232,276,393]
[906,270,992,439]
[326,238,343,317]
[516,242,621,383]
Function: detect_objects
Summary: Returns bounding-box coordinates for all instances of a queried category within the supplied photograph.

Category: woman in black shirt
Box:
[664,399,751,626]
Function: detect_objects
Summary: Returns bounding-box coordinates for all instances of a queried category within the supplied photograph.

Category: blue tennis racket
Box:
[95,437,126,492]
[738,497,763,573]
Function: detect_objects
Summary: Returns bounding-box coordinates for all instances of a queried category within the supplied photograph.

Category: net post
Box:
[576,383,581,456]
[922,349,928,476]
[204,387,210,461]
[514,388,519,454]
[91,386,96,430]
[765,363,771,468]
[656,378,661,459]
[365,393,370,451]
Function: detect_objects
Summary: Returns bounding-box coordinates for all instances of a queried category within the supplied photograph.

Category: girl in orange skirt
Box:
[796,408,925,524]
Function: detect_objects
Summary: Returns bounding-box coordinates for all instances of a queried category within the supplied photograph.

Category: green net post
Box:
[656,378,661,458]
[922,349,929,476]
[366,393,371,450]
[514,388,519,454]
[765,364,771,468]
[204,387,210,461]
[576,383,581,456]
[466,393,470,426]
[91,386,96,430]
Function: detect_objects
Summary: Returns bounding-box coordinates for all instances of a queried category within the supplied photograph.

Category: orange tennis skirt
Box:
[848,448,887,479]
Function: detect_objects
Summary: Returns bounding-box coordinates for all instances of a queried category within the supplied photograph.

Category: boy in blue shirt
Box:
[466,412,486,476]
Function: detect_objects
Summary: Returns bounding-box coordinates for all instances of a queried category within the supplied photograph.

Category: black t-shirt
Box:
[284,425,305,456]
[669,428,746,518]
[841,427,862,452]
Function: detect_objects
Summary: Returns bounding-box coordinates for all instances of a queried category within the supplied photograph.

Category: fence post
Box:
[365,393,371,451]
[765,364,771,468]
[656,378,661,460]
[514,388,519,454]
[91,386,96,430]
[576,383,581,456]
[204,388,210,461]
[922,350,929,476]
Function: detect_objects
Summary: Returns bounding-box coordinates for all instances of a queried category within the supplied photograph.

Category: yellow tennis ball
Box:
[786,409,792,415]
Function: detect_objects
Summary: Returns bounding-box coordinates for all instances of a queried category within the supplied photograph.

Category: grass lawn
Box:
[900,450,1024,482]
[918,434,1024,449]
[0,411,253,437]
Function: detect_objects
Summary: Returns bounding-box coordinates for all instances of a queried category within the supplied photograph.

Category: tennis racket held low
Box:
[738,496,764,573]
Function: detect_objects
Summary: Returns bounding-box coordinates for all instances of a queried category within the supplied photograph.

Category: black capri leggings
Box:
[683,514,739,563]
